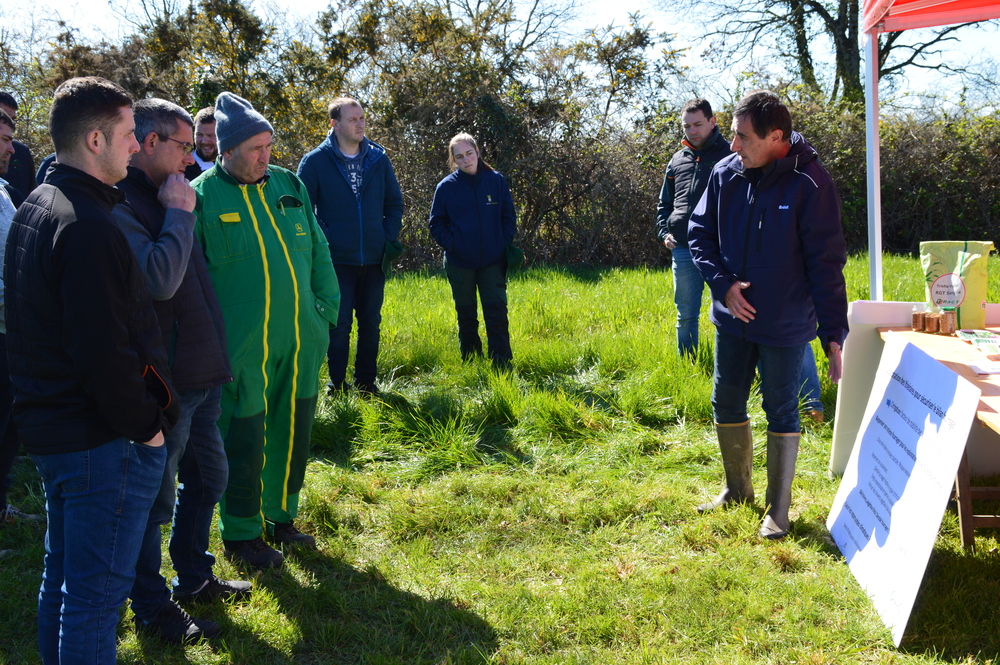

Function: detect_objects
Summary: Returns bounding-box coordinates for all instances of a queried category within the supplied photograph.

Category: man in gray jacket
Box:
[113,99,250,644]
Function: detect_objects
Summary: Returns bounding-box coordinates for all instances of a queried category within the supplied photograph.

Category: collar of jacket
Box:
[122,165,159,195]
[681,126,726,153]
[727,130,818,186]
[320,133,389,167]
[47,162,126,210]
[455,167,483,184]
[214,161,271,187]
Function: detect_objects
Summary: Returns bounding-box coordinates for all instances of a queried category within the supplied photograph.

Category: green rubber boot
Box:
[697,420,755,513]
[759,431,800,539]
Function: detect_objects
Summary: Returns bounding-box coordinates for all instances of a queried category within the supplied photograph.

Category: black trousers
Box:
[445,259,512,365]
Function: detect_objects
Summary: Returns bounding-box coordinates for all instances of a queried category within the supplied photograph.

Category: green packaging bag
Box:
[920,240,994,329]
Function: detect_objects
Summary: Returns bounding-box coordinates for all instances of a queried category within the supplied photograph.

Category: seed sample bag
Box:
[920,241,994,329]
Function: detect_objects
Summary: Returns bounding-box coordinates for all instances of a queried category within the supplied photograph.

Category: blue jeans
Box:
[799,343,823,413]
[713,329,806,434]
[32,437,166,665]
[329,263,385,388]
[130,386,229,620]
[445,259,512,364]
[672,247,705,356]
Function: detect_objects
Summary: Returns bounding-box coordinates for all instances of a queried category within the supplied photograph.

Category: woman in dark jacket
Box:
[429,133,517,366]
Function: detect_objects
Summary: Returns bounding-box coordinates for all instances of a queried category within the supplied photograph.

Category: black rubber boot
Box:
[697,420,755,513]
[759,431,800,539]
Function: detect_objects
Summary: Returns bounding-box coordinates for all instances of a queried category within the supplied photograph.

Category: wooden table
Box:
[878,327,1000,550]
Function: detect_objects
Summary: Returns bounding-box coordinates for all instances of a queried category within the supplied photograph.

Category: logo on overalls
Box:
[295,223,306,236]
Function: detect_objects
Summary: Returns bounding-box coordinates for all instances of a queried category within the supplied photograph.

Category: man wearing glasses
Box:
[113,98,250,644]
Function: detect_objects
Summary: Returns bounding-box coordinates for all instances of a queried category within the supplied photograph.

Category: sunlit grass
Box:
[3,257,1000,663]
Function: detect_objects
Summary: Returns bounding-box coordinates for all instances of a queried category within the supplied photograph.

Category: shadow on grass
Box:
[258,549,499,664]
[900,545,1000,660]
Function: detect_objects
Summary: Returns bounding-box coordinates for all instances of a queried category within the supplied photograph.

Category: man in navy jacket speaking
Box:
[688,90,848,540]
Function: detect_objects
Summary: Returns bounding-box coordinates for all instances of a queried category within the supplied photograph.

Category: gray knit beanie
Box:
[215,91,273,153]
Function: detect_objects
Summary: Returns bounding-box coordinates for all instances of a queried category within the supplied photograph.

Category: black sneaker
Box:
[355,382,381,398]
[223,537,284,569]
[328,381,350,397]
[268,521,316,549]
[134,600,221,644]
[172,576,252,605]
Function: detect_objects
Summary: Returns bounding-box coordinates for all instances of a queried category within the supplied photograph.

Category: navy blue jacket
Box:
[656,127,732,248]
[297,135,404,266]
[428,165,516,270]
[687,132,848,351]
[5,140,35,202]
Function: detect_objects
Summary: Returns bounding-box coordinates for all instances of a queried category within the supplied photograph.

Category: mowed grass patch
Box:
[5,256,1000,663]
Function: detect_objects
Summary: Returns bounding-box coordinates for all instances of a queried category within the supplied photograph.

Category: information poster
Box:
[827,333,980,646]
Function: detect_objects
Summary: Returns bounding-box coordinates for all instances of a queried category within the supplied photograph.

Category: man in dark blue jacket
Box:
[688,91,848,540]
[298,98,404,395]
[656,98,731,357]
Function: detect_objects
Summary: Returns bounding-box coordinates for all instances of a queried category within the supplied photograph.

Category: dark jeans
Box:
[0,332,21,508]
[130,386,229,621]
[445,260,512,364]
[33,437,166,664]
[712,328,805,434]
[328,263,386,388]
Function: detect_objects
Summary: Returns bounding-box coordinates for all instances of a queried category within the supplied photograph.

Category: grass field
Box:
[3,253,1000,664]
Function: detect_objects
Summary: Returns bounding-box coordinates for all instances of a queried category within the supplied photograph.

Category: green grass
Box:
[4,255,1000,663]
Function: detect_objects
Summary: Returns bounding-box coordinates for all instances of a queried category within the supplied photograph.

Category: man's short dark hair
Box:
[49,77,133,156]
[0,108,15,132]
[328,97,363,121]
[733,90,791,141]
[133,98,192,145]
[0,92,16,111]
[193,106,215,126]
[681,98,713,119]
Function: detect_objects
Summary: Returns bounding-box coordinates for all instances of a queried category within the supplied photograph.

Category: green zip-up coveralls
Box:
[193,164,340,541]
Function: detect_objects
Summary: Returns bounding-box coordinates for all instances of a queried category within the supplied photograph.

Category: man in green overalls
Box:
[192,92,340,568]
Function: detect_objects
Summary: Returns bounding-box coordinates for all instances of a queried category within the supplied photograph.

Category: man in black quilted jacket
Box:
[5,76,178,664]
[656,99,732,357]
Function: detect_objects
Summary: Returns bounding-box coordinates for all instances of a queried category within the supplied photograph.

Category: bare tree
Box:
[662,0,996,103]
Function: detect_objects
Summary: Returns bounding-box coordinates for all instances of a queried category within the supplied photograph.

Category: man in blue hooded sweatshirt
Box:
[687,91,848,540]
[297,98,404,396]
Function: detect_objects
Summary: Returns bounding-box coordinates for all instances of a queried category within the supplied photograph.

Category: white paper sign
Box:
[826,333,980,646]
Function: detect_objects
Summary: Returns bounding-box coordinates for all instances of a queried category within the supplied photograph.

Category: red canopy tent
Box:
[862,0,1000,299]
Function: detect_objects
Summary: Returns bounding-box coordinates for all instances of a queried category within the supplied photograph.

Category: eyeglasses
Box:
[160,135,195,155]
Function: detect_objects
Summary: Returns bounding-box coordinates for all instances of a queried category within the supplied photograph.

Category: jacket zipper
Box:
[476,177,483,267]
[330,145,370,265]
[755,209,765,253]
[686,155,701,202]
[739,184,756,340]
